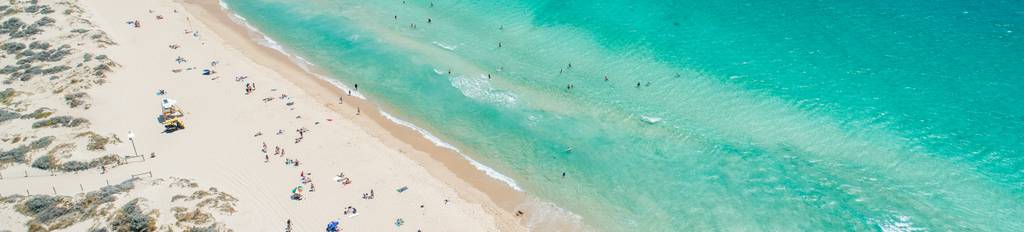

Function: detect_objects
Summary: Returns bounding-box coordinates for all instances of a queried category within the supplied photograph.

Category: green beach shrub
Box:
[0,18,25,34]
[30,136,54,149]
[93,63,111,76]
[32,116,89,128]
[10,23,42,38]
[109,199,156,232]
[64,92,87,108]
[2,42,26,54]
[29,41,50,50]
[23,5,39,13]
[21,107,53,119]
[0,108,20,123]
[0,145,30,163]
[31,154,54,170]
[60,160,89,172]
[1,88,18,104]
[11,179,137,230]
[0,65,19,74]
[32,16,54,27]
[22,195,58,215]
[39,5,54,14]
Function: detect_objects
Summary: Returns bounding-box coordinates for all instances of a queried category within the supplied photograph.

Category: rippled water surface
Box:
[222,0,1024,230]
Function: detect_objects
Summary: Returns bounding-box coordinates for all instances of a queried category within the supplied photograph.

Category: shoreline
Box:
[179,0,532,227]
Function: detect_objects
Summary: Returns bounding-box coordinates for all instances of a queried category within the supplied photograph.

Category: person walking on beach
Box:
[262,142,267,153]
[286,219,292,231]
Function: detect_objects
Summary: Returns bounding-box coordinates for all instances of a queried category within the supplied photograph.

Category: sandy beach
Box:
[0,0,527,231]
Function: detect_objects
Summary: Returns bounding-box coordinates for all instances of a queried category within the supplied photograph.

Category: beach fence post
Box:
[24,170,28,177]
[25,189,29,195]
[80,184,84,193]
[52,186,56,195]
[106,179,110,187]
[131,171,153,179]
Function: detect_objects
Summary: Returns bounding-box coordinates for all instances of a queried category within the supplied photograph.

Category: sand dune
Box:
[0,0,524,231]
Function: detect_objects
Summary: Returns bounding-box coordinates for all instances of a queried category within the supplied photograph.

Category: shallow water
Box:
[222,0,1024,231]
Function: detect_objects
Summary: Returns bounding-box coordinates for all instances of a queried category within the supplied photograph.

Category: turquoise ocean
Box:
[220,0,1023,231]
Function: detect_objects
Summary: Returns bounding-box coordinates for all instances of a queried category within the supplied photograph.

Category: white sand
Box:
[0,0,525,230]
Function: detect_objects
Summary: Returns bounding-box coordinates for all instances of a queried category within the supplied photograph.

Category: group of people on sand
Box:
[361,189,375,199]
[245,82,257,95]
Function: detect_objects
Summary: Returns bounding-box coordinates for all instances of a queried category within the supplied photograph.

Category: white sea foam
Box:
[431,41,457,51]
[447,74,517,107]
[324,77,366,99]
[519,196,590,231]
[641,115,663,124]
[380,110,523,191]
[219,0,366,100]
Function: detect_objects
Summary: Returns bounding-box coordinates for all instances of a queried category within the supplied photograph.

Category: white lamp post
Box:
[127,130,142,161]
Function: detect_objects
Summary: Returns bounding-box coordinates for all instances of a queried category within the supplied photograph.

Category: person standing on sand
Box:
[286,219,292,231]
[262,142,267,153]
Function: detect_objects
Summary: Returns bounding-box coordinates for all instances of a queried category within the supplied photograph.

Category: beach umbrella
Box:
[326,220,340,232]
